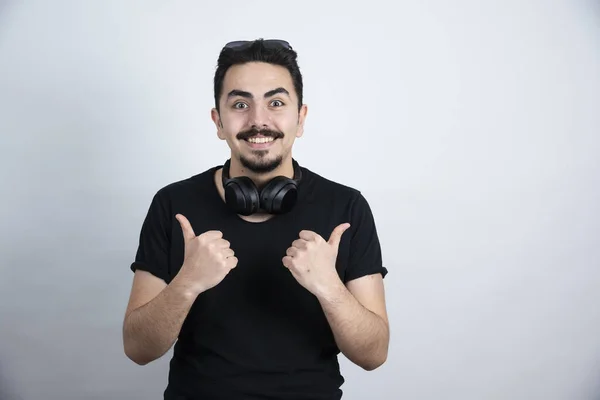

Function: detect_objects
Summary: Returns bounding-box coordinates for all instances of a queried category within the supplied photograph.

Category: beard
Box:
[239,153,283,173]
[236,127,285,174]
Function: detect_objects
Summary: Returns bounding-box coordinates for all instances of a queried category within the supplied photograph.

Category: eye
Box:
[270,100,284,107]
[233,102,248,109]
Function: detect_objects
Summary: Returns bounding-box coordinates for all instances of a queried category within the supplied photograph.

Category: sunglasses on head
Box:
[223,39,292,51]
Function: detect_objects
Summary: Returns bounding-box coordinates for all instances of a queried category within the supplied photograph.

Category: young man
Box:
[123,39,389,400]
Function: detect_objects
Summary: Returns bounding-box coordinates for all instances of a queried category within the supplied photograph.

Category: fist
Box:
[282,223,350,297]
[176,213,238,293]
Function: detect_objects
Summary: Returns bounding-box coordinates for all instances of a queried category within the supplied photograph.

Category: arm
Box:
[122,270,200,365]
[282,193,388,370]
[316,273,389,371]
[123,215,237,366]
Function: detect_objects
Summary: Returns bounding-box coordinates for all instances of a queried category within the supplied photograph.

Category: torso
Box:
[160,164,364,400]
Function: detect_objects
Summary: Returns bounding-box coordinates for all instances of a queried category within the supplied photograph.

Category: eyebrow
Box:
[264,87,290,98]
[227,87,290,100]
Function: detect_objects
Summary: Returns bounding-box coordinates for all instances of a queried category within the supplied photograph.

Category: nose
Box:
[249,104,271,128]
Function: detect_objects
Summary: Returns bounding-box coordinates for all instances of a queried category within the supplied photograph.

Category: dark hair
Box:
[213,39,304,112]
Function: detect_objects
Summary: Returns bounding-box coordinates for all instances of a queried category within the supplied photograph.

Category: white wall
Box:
[1,1,599,399]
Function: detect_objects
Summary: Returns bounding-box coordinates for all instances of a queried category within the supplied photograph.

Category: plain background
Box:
[1,1,599,399]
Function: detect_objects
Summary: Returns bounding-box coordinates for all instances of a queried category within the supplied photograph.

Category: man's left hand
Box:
[282,223,351,297]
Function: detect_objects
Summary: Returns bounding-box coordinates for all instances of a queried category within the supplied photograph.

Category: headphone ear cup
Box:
[260,177,299,214]
[224,176,260,216]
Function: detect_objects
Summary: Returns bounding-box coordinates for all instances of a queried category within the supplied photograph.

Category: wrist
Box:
[170,271,204,299]
[314,275,346,303]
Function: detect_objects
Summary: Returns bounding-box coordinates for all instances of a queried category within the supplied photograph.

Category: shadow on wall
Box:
[0,0,9,15]
[595,0,600,21]
[589,359,600,400]
[0,361,23,400]
[0,0,16,39]
[0,0,13,19]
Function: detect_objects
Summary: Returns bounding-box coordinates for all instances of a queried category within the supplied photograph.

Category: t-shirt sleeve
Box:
[344,191,388,283]
[130,190,172,283]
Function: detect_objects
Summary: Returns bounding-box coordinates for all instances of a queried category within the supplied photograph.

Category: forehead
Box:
[222,62,295,98]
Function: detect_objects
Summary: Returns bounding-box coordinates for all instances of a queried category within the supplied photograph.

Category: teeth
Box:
[247,137,274,144]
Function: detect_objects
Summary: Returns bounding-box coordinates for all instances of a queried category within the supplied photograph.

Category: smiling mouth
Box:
[243,135,278,149]
[245,136,275,144]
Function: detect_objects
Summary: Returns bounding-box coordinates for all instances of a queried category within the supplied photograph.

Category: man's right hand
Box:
[175,213,238,294]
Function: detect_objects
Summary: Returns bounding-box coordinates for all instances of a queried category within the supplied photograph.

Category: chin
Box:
[239,153,283,174]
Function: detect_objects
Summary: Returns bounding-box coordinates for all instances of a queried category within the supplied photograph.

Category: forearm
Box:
[316,281,389,370]
[123,274,199,365]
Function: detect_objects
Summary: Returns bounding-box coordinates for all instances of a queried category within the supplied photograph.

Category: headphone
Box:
[221,158,303,216]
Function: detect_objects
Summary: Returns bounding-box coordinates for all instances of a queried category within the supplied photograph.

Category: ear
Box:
[296,104,308,138]
[211,108,225,140]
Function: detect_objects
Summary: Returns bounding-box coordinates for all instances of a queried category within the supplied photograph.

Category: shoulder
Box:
[300,165,380,234]
[151,165,220,205]
[139,166,221,224]
[300,165,367,209]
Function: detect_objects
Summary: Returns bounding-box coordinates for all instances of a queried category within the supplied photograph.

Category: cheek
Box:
[221,115,246,136]
[278,114,301,135]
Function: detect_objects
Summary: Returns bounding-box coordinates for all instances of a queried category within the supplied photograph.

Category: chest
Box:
[168,200,353,342]
[171,212,351,309]
[170,205,352,277]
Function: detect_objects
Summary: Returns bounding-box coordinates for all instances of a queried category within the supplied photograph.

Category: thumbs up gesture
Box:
[282,223,351,297]
[175,214,238,294]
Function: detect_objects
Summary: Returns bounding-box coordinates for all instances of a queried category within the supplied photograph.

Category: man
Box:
[122,39,389,400]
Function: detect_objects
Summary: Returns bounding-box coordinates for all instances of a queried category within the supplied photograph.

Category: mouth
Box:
[243,135,278,149]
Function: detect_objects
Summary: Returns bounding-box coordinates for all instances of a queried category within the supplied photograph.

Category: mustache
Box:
[236,127,284,141]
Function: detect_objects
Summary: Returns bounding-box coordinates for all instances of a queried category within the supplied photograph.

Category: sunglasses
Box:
[223,39,292,51]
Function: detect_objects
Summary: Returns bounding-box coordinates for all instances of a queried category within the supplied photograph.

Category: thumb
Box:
[176,214,196,241]
[328,223,351,248]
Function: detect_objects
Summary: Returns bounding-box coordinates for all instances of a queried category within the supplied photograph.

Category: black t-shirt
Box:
[131,162,387,400]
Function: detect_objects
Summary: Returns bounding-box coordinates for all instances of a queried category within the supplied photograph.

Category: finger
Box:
[299,230,321,241]
[175,214,196,241]
[226,256,238,269]
[222,248,235,258]
[216,238,231,248]
[200,230,224,241]
[328,223,351,248]
[282,255,293,269]
[286,247,299,257]
[291,239,308,249]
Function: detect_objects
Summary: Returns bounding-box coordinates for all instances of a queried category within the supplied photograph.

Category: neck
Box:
[228,156,295,188]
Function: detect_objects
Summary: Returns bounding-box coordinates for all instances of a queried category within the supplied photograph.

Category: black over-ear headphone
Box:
[221,159,303,216]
